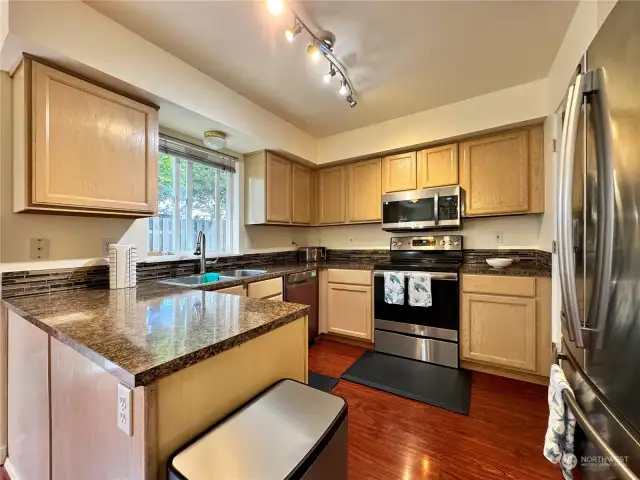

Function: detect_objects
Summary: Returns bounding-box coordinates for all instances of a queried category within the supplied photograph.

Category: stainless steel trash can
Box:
[167,379,348,480]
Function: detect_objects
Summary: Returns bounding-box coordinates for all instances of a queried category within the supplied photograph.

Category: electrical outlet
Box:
[495,231,504,245]
[102,238,116,257]
[30,238,50,260]
[348,236,354,246]
[117,383,133,436]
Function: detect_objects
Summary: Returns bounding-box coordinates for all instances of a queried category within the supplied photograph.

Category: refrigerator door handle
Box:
[584,68,615,349]
[558,74,586,348]
[562,389,639,480]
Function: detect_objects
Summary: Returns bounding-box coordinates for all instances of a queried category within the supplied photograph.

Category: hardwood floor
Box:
[309,338,558,480]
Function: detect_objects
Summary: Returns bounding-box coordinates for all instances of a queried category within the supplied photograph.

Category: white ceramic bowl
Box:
[486,258,513,268]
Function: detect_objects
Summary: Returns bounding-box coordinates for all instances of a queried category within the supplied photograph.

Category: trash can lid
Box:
[169,379,347,480]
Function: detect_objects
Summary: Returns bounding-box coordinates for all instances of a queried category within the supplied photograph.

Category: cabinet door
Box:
[326,283,372,340]
[31,61,158,213]
[292,163,311,224]
[417,144,458,188]
[348,159,381,222]
[318,166,346,224]
[266,153,292,223]
[459,129,529,216]
[382,152,417,193]
[461,293,537,372]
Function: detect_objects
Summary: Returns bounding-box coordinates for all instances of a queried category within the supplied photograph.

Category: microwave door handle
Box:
[434,193,439,226]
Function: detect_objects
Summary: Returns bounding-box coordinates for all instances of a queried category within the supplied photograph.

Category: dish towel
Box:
[408,273,432,307]
[543,364,577,480]
[384,272,405,305]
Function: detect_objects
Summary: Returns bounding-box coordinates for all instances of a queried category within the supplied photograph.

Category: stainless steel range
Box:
[373,235,462,368]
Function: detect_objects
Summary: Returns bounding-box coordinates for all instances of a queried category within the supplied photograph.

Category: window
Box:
[148,135,236,256]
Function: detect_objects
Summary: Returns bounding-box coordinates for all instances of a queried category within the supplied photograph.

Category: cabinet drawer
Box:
[247,278,283,298]
[265,293,283,301]
[216,285,246,296]
[327,269,372,286]
[462,274,535,297]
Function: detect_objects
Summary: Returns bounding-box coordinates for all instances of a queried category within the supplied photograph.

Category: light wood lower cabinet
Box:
[247,277,283,299]
[460,274,552,381]
[326,283,372,340]
[12,57,159,217]
[216,285,246,296]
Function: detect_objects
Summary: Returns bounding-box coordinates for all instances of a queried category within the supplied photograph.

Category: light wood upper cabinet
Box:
[292,163,312,224]
[417,144,458,188]
[382,152,417,193]
[13,58,159,217]
[459,126,544,216]
[266,153,292,223]
[461,293,537,372]
[326,283,372,340]
[318,166,346,224]
[347,159,381,223]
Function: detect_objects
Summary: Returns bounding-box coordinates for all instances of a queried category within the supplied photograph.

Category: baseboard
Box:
[461,360,549,386]
[4,458,21,480]
[318,333,374,350]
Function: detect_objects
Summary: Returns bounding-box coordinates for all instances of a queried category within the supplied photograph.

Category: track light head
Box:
[285,22,301,42]
[307,43,321,62]
[346,94,357,108]
[339,78,349,96]
[323,64,336,84]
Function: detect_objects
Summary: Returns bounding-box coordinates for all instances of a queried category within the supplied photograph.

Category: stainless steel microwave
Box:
[381,186,463,231]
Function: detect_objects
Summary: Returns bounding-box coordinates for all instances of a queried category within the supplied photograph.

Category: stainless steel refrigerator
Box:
[557,2,640,479]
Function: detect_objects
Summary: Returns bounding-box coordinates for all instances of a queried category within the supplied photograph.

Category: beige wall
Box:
[310,215,543,251]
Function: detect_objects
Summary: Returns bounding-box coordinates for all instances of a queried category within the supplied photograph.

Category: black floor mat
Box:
[341,350,471,415]
[308,371,339,393]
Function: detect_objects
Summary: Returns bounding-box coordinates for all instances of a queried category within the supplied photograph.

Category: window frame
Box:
[148,152,235,257]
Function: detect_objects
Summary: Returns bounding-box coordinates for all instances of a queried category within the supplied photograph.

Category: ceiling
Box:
[87,0,577,138]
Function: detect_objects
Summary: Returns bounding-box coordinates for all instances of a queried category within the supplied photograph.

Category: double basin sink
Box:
[161,269,267,287]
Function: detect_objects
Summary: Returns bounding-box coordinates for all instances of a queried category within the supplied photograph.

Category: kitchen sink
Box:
[215,269,267,277]
[161,274,236,286]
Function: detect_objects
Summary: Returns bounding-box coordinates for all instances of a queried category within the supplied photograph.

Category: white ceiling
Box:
[88,0,577,138]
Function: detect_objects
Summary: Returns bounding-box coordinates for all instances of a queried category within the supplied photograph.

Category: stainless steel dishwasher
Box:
[284,270,319,344]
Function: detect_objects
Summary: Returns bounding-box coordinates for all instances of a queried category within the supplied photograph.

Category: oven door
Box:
[373,270,459,341]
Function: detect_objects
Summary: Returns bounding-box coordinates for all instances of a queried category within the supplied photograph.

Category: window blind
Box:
[158,134,237,173]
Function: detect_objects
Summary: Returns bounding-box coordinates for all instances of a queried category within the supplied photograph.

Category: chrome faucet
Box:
[194,231,206,274]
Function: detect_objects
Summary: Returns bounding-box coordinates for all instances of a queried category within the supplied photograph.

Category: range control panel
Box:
[390,235,463,251]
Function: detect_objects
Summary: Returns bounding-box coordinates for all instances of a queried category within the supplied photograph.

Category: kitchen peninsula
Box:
[3,282,310,480]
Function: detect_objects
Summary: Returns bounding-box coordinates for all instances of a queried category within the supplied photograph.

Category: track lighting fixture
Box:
[285,21,301,42]
[339,78,349,96]
[268,0,358,107]
[323,64,336,84]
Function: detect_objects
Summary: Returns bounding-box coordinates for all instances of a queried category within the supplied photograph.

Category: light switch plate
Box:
[117,383,133,436]
[495,231,504,245]
[102,238,116,257]
[30,238,50,260]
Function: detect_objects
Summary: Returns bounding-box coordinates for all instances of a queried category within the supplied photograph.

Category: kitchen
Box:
[0,1,637,480]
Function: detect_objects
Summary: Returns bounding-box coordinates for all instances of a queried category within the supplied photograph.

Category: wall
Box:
[309,215,543,250]
[317,79,548,164]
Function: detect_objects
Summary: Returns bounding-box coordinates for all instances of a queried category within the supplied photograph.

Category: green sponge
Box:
[202,272,220,283]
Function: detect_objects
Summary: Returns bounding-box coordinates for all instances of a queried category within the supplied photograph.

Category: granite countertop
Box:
[2,282,309,388]
[461,262,551,277]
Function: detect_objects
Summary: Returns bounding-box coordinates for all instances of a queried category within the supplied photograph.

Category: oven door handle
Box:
[373,271,458,281]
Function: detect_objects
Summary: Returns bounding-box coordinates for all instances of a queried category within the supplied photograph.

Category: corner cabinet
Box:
[244,151,314,225]
[12,58,159,217]
[459,126,543,216]
[382,152,417,193]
